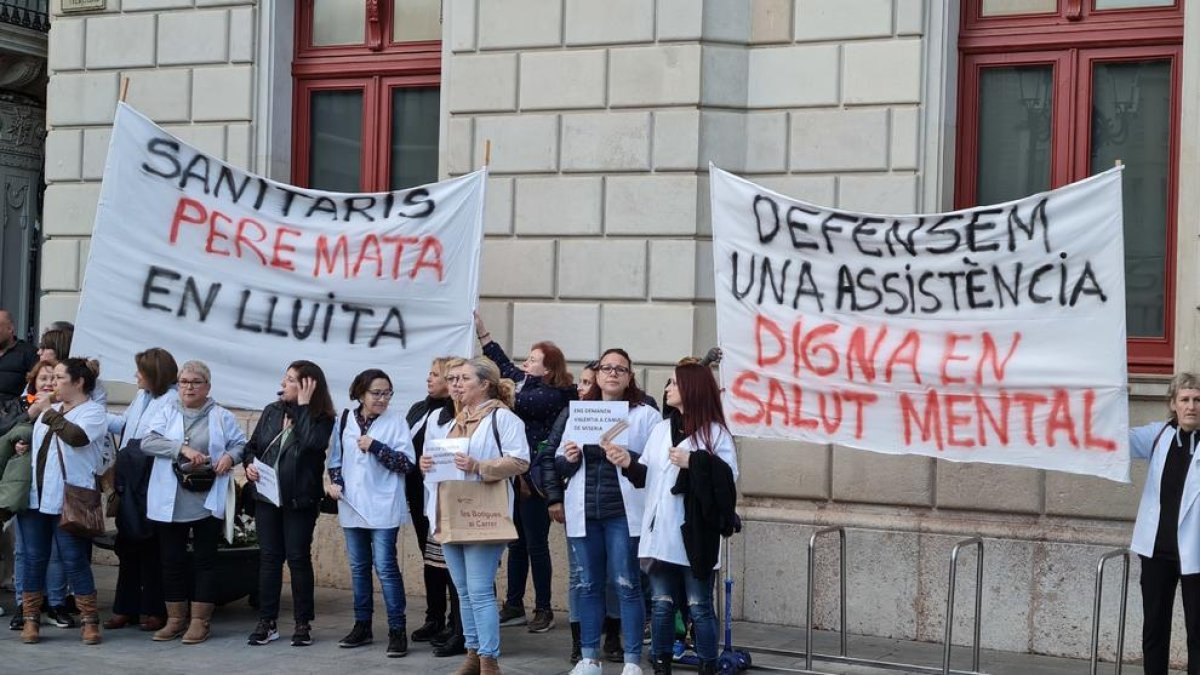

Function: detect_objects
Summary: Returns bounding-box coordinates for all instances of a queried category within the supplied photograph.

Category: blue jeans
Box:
[648,562,718,663]
[344,527,407,630]
[505,493,552,611]
[17,511,95,598]
[11,518,67,604]
[444,542,506,659]
[570,517,644,663]
[567,532,619,623]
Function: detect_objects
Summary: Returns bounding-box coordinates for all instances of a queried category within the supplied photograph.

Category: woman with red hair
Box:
[626,363,739,675]
[474,313,576,634]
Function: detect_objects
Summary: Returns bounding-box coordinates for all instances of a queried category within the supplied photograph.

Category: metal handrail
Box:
[805,525,847,671]
[1089,548,1130,675]
[942,537,984,675]
[0,0,48,32]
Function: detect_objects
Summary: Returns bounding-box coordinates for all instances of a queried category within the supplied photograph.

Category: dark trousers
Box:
[158,517,221,603]
[112,533,166,617]
[505,492,552,611]
[1140,554,1200,675]
[256,502,318,623]
[409,488,460,627]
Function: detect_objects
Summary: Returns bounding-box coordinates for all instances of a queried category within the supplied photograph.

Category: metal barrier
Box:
[942,537,984,675]
[1089,548,1130,675]
[805,526,847,671]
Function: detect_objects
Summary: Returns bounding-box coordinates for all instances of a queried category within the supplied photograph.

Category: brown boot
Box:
[181,601,214,644]
[21,591,42,644]
[452,648,481,675]
[77,593,102,645]
[152,601,189,641]
[479,655,501,675]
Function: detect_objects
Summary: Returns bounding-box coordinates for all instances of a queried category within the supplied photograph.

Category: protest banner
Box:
[73,103,484,410]
[710,165,1130,482]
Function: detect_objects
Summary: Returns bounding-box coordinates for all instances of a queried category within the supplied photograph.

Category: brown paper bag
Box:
[437,479,517,545]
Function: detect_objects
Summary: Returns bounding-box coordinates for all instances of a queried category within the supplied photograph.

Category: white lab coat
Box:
[108,388,180,446]
[558,403,659,538]
[423,407,529,535]
[637,420,739,568]
[1130,421,1200,573]
[327,408,415,529]
[28,401,109,515]
[144,402,247,523]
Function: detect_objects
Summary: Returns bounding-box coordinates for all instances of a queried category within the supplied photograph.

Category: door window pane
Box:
[310,91,363,192]
[976,66,1053,205]
[390,87,440,190]
[313,0,365,46]
[1090,59,1172,338]
[393,0,442,42]
[981,0,1057,15]
[1095,0,1174,9]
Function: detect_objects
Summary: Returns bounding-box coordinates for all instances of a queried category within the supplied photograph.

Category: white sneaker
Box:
[569,659,603,675]
[620,664,643,675]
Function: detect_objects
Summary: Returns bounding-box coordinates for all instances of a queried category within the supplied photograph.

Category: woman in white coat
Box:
[419,356,529,675]
[1130,372,1200,675]
[559,348,660,675]
[17,358,109,646]
[628,363,738,675]
[326,368,416,658]
[140,360,247,645]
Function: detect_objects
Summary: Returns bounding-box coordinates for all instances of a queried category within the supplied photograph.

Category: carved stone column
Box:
[0,90,45,337]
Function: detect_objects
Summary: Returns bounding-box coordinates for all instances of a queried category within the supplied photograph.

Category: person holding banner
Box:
[103,347,179,633]
[625,363,739,675]
[404,357,460,647]
[1130,373,1200,675]
[475,313,575,634]
[243,361,336,648]
[419,356,529,675]
[558,348,661,675]
[18,358,109,646]
[140,360,247,645]
[325,368,417,658]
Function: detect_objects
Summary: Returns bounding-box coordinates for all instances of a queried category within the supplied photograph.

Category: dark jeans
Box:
[570,517,644,663]
[344,527,406,630]
[158,517,221,603]
[17,510,96,597]
[505,492,552,611]
[1140,554,1200,675]
[257,502,318,623]
[113,533,166,616]
[648,562,718,663]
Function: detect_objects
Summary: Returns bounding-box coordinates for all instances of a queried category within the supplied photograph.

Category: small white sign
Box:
[424,437,468,484]
[61,0,106,12]
[252,459,280,506]
[566,401,630,447]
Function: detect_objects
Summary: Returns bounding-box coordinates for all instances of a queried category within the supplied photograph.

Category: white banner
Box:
[74,103,484,410]
[711,166,1130,482]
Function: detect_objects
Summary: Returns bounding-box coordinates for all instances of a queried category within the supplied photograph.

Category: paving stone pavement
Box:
[0,565,1167,674]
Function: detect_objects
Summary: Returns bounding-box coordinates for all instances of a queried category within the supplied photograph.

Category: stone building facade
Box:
[34,0,1200,665]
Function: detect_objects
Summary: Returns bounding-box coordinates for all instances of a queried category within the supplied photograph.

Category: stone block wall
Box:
[41,0,255,331]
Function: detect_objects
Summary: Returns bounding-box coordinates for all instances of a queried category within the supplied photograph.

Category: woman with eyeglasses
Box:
[326,369,416,658]
[419,356,529,675]
[405,357,463,654]
[243,361,336,648]
[474,313,575,633]
[557,349,661,675]
[626,363,738,675]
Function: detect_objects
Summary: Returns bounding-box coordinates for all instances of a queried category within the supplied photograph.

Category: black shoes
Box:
[386,628,408,657]
[603,617,623,662]
[528,608,555,633]
[46,605,76,629]
[291,622,313,647]
[569,621,582,663]
[248,618,279,645]
[9,612,22,630]
[497,603,527,626]
[338,620,373,648]
[432,631,466,657]
[410,619,443,642]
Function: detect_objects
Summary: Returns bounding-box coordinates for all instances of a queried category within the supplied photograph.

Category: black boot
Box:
[603,617,623,662]
[432,631,466,657]
[569,621,582,663]
[652,653,673,674]
[410,619,444,642]
[698,660,718,675]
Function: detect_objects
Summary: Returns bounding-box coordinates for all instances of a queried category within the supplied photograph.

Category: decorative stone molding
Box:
[0,54,43,90]
[0,90,44,171]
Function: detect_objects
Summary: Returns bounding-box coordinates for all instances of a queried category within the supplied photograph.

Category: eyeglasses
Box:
[178,379,208,388]
[367,389,394,399]
[598,365,631,375]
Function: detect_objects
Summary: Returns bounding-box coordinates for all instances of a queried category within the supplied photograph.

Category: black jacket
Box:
[0,340,36,404]
[0,396,30,436]
[244,401,335,510]
[671,450,739,578]
[539,408,570,505]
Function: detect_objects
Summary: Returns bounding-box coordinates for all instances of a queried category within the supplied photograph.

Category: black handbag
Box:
[173,461,217,492]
